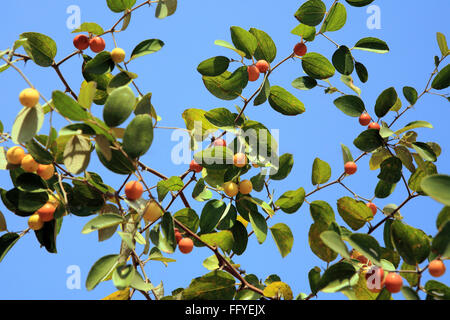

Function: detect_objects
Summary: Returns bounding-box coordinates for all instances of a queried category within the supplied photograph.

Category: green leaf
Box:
[78,81,97,110]
[378,157,403,184]
[375,180,396,199]
[309,222,338,262]
[337,197,373,231]
[318,262,358,293]
[200,231,234,252]
[52,91,89,121]
[292,76,317,90]
[249,28,277,63]
[81,214,124,234]
[400,262,419,287]
[437,206,450,230]
[268,86,305,116]
[369,148,391,171]
[390,220,431,265]
[332,46,354,76]
[130,39,164,61]
[320,230,351,260]
[425,280,450,300]
[204,108,238,129]
[431,64,450,90]
[408,162,437,194]
[194,146,234,170]
[199,200,228,233]
[302,52,335,79]
[394,121,433,136]
[254,77,270,106]
[320,2,347,32]
[275,188,305,214]
[24,139,53,165]
[270,153,294,181]
[112,265,135,290]
[431,221,450,258]
[11,105,45,145]
[86,254,120,291]
[355,61,368,83]
[103,86,136,127]
[182,270,236,300]
[294,0,327,27]
[107,0,136,13]
[353,37,389,54]
[412,142,437,162]
[310,200,335,225]
[19,32,57,67]
[96,141,135,175]
[130,272,154,292]
[347,233,382,265]
[312,158,331,185]
[269,223,294,258]
[290,24,316,42]
[191,177,212,201]
[197,56,230,77]
[155,0,177,19]
[157,176,184,202]
[123,114,154,159]
[230,26,258,59]
[231,221,248,256]
[202,70,244,101]
[107,71,138,93]
[72,22,104,35]
[83,52,115,74]
[0,233,20,263]
[213,40,246,58]
[340,75,361,95]
[341,143,354,164]
[374,87,398,118]
[173,208,199,234]
[353,129,384,152]
[333,95,365,117]
[63,135,91,175]
[249,210,268,244]
[345,0,375,7]
[263,281,293,300]
[402,86,418,106]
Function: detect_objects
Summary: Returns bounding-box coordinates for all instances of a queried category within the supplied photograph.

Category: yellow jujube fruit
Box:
[21,154,39,173]
[19,88,40,108]
[111,48,126,63]
[233,153,247,168]
[6,146,26,165]
[37,164,55,180]
[143,201,163,223]
[239,180,253,195]
[223,181,239,198]
[28,213,44,231]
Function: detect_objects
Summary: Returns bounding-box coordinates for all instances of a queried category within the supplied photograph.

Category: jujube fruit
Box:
[255,60,270,73]
[213,138,227,147]
[366,202,377,216]
[233,153,248,168]
[37,164,55,180]
[37,203,56,222]
[6,146,25,165]
[384,272,403,293]
[73,34,90,50]
[223,181,239,198]
[247,65,260,82]
[294,42,307,56]
[19,88,40,108]
[125,181,144,200]
[428,259,446,278]
[89,37,106,53]
[344,161,357,175]
[21,154,39,173]
[239,180,253,195]
[368,122,381,131]
[111,47,126,63]
[28,213,44,231]
[359,113,371,126]
[178,237,194,254]
[189,159,203,173]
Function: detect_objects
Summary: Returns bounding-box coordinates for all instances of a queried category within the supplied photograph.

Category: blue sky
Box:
[0,0,449,300]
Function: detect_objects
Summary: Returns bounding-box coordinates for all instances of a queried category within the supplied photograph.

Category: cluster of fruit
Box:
[188,138,255,199]
[6,146,57,231]
[73,35,126,64]
[354,252,447,294]
[124,180,195,254]
[6,146,55,180]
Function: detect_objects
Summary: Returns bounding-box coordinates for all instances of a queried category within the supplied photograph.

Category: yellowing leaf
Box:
[263,281,293,300]
[101,288,130,300]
